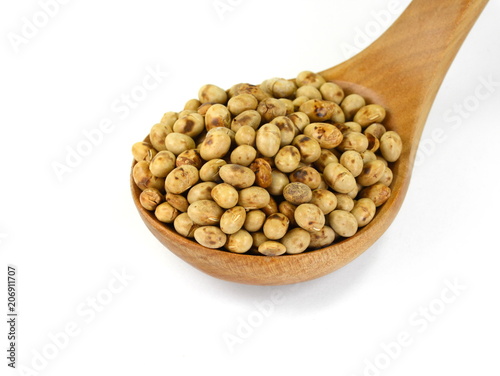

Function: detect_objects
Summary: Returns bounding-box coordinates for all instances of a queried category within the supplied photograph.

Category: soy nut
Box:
[308,226,336,248]
[262,213,289,240]
[132,142,157,162]
[165,165,199,194]
[173,112,205,138]
[356,160,386,186]
[199,131,231,160]
[230,145,257,166]
[289,166,322,189]
[165,133,196,156]
[220,206,247,234]
[155,202,179,223]
[257,241,287,256]
[353,104,386,127]
[256,123,281,157]
[187,200,224,225]
[339,150,364,177]
[299,99,339,122]
[303,123,343,149]
[283,182,312,205]
[149,150,176,178]
[225,229,253,253]
[227,94,258,116]
[194,226,227,249]
[257,98,288,123]
[149,123,172,151]
[275,145,301,173]
[323,162,357,194]
[133,161,165,191]
[174,213,199,238]
[198,84,228,104]
[199,159,226,182]
[219,164,256,188]
[359,183,392,207]
[380,131,403,162]
[350,198,376,227]
[292,134,321,164]
[249,158,273,188]
[281,228,311,254]
[211,183,239,209]
[139,188,164,211]
[205,103,231,130]
[309,189,337,214]
[238,187,271,210]
[243,210,267,232]
[294,203,325,232]
[328,210,358,237]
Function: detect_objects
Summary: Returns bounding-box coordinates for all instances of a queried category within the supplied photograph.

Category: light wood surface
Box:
[131,0,489,285]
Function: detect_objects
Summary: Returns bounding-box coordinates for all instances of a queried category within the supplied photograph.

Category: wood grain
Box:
[131,0,489,285]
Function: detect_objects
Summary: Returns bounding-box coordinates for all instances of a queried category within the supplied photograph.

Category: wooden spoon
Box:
[131,0,489,285]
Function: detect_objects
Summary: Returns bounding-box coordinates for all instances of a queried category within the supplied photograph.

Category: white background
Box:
[1,0,499,375]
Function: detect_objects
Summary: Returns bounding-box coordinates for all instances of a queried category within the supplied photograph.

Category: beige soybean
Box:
[281,228,311,255]
[335,194,355,211]
[252,232,269,249]
[364,123,386,139]
[283,182,312,205]
[256,123,281,157]
[155,202,179,223]
[187,182,217,204]
[184,98,201,111]
[199,131,231,160]
[323,162,357,193]
[308,226,336,248]
[149,150,176,178]
[235,125,256,146]
[294,203,325,232]
[275,145,301,173]
[296,85,322,100]
[278,201,297,227]
[211,183,239,209]
[365,133,380,153]
[165,165,199,194]
[270,116,296,147]
[341,94,366,120]
[230,145,257,166]
[238,187,270,210]
[187,200,223,225]
[227,94,258,116]
[176,149,203,169]
[328,210,358,237]
[359,184,392,207]
[249,158,273,188]
[380,131,402,162]
[292,134,321,164]
[258,241,287,256]
[165,133,195,155]
[267,170,289,196]
[339,150,364,177]
[262,196,279,216]
[353,104,386,127]
[197,103,213,116]
[257,98,288,123]
[357,160,386,186]
[310,189,337,214]
[320,82,344,104]
[337,132,369,153]
[133,161,165,191]
[287,112,310,132]
[351,198,376,227]
[244,210,266,232]
[220,206,247,234]
[378,166,393,186]
[149,123,172,151]
[303,123,343,149]
[205,104,231,130]
[173,213,199,238]
[173,113,205,138]
[139,188,164,211]
[132,142,157,162]
[299,99,341,123]
[165,192,189,212]
[228,83,269,102]
[231,110,261,132]
[219,164,255,188]
[343,121,363,133]
[194,226,227,249]
[199,159,226,182]
[271,78,297,98]
[314,149,339,172]
[279,98,294,115]
[198,84,228,104]
[263,213,290,240]
[360,150,377,164]
[295,71,326,89]
[160,111,178,128]
[289,166,322,189]
[293,96,310,111]
[225,229,253,253]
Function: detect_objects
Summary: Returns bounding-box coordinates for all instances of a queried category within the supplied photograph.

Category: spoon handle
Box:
[321,0,489,114]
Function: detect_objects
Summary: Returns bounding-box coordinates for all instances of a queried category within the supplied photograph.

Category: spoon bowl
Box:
[131,0,489,285]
